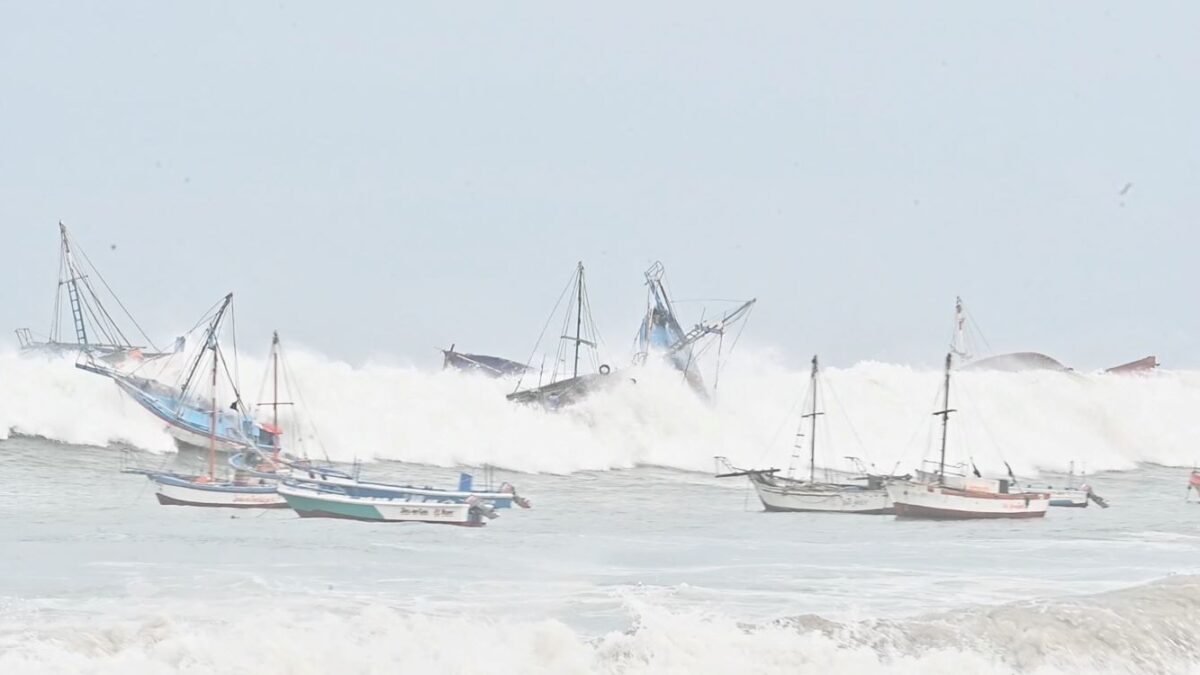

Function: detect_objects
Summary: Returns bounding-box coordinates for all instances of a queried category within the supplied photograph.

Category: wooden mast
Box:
[800,355,824,483]
[933,352,955,485]
[208,332,219,479]
[572,262,584,379]
[272,331,280,430]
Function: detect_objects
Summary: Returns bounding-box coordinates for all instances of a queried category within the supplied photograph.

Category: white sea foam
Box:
[2,576,1197,674]
[3,346,1198,475]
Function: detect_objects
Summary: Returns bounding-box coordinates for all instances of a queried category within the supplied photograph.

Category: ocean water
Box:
[2,349,1199,674]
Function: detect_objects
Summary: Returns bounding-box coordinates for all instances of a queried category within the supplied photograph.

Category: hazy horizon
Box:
[3,3,1196,370]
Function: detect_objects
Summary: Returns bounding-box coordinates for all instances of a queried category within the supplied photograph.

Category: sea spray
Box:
[3,347,1198,475]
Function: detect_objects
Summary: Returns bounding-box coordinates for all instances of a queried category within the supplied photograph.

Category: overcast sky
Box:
[2,2,1196,370]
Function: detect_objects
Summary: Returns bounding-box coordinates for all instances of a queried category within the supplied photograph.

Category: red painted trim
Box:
[893,502,1047,520]
[155,493,289,509]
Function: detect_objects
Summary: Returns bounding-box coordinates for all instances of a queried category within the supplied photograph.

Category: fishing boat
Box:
[507,262,618,409]
[442,345,530,377]
[16,222,172,363]
[277,480,496,526]
[715,356,896,514]
[886,354,1051,519]
[116,314,287,508]
[1019,462,1109,508]
[122,467,286,508]
[634,261,755,396]
[233,453,530,509]
[227,333,532,510]
[78,293,277,454]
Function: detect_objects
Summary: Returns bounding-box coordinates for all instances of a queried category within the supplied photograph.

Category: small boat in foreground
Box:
[122,467,286,508]
[277,481,496,526]
[886,353,1050,520]
[232,452,530,509]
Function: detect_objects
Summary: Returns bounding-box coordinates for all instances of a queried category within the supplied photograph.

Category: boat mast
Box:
[934,352,955,485]
[573,262,583,379]
[208,333,219,479]
[272,331,280,429]
[59,223,89,347]
[951,297,970,363]
[800,355,824,483]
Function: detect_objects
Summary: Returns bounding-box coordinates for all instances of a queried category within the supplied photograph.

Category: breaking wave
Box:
[2,346,1198,475]
[2,576,1198,674]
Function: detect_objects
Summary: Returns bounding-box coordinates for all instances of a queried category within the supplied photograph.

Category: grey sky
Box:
[2,2,1197,370]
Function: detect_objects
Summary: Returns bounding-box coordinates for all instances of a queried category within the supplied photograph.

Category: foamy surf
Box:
[1,576,1197,675]
[3,346,1199,475]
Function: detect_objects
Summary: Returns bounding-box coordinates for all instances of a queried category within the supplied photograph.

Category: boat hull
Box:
[277,483,486,526]
[886,481,1049,519]
[749,474,893,514]
[151,474,287,508]
[167,425,253,454]
[1048,489,1089,508]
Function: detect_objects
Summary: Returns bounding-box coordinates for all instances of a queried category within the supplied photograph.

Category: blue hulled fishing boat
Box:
[79,293,277,454]
[634,261,755,397]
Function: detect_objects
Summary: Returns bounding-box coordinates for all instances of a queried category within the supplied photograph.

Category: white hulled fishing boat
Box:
[277,481,496,526]
[716,355,899,514]
[886,353,1050,520]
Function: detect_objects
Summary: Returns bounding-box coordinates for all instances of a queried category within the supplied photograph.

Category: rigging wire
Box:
[512,267,576,393]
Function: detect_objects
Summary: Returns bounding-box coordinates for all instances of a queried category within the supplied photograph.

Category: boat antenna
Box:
[801,355,824,483]
[951,296,969,362]
[933,352,956,485]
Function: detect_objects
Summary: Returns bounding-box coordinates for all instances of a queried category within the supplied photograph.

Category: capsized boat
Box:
[78,293,277,454]
[886,353,1051,520]
[16,222,173,363]
[715,355,899,514]
[507,262,620,410]
[1105,356,1159,375]
[442,345,530,378]
[950,296,1069,372]
[634,261,755,397]
[277,480,497,526]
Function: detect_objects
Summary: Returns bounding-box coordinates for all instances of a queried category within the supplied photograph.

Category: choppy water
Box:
[2,350,1200,673]
[2,436,1199,674]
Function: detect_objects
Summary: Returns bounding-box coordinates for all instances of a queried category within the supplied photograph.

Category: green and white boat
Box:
[277,480,497,526]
